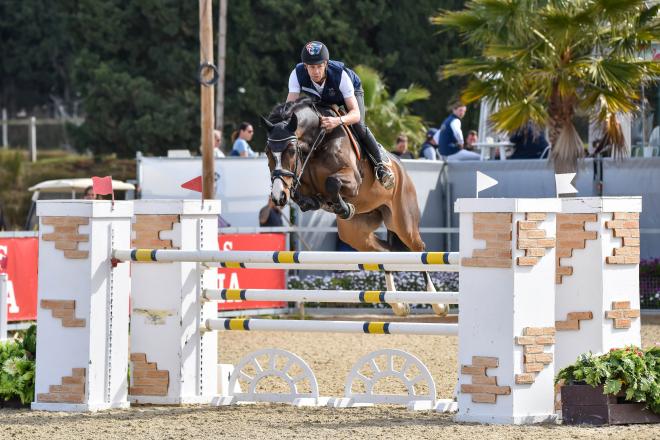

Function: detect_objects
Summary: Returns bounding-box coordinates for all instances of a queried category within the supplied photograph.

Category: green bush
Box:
[0,325,36,404]
[556,346,660,414]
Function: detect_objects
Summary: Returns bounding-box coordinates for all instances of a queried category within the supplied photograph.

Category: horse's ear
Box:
[261,116,274,132]
[286,113,298,133]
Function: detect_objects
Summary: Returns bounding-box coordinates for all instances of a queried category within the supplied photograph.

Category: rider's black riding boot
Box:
[362,127,395,189]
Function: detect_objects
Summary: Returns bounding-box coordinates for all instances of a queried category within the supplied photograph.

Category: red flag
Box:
[92,175,114,197]
[181,176,203,193]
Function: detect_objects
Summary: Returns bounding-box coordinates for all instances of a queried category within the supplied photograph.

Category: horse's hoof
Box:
[391,303,410,317]
[342,203,355,220]
[432,304,449,317]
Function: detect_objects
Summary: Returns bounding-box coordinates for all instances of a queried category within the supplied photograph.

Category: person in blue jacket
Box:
[433,103,480,161]
[286,41,395,189]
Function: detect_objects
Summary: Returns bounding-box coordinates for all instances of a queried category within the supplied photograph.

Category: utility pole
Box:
[199,0,215,200]
[216,0,227,131]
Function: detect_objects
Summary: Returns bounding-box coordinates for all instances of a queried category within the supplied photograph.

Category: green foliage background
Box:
[0,0,471,156]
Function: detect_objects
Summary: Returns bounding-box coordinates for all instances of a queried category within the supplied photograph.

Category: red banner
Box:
[1,233,286,322]
[216,233,287,310]
[0,237,39,322]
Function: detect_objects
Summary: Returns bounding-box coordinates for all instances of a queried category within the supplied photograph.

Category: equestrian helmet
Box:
[301,41,329,65]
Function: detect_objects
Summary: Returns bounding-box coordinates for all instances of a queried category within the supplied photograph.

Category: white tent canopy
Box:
[28,178,135,193]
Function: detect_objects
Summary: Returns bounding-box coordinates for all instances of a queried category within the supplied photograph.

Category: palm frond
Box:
[391,85,430,107]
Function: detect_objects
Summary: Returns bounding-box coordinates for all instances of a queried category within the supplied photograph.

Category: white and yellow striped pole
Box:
[204,318,458,336]
[113,249,459,268]
[204,288,459,305]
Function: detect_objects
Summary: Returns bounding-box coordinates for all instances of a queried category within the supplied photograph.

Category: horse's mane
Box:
[267,97,315,123]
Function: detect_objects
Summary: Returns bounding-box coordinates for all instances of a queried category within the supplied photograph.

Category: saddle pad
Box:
[328,107,361,161]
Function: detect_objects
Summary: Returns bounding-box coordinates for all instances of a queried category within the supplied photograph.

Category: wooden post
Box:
[29,116,37,162]
[216,0,227,131]
[199,0,215,200]
[2,108,8,149]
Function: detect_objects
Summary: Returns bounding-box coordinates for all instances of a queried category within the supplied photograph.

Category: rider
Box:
[286,41,395,189]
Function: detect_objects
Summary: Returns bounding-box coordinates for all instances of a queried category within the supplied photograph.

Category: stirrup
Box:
[375,164,395,190]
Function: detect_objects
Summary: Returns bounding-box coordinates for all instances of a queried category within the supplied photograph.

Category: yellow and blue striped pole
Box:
[203,318,458,336]
[113,249,459,270]
[204,288,459,305]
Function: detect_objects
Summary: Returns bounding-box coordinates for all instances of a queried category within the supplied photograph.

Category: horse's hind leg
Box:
[337,212,410,316]
[382,172,448,316]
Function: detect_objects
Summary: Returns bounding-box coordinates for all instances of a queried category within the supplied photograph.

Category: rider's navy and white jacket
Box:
[288,60,362,106]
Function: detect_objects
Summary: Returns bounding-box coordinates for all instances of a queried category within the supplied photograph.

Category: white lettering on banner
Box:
[0,245,19,314]
[6,280,18,313]
[223,241,233,251]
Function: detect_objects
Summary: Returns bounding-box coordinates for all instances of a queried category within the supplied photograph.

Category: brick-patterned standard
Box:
[462,213,513,268]
[605,301,641,329]
[129,353,170,396]
[36,368,86,403]
[555,213,599,284]
[40,299,86,328]
[516,213,556,266]
[132,215,180,249]
[605,212,640,265]
[460,356,511,404]
[514,327,555,384]
[555,311,593,331]
[41,216,89,259]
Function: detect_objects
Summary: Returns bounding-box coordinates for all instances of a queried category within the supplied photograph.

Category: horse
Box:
[263,97,446,316]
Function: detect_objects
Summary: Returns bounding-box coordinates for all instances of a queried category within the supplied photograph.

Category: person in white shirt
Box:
[285,41,394,189]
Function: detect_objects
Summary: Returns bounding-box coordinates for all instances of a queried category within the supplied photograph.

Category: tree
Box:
[432,0,660,170]
[354,65,430,151]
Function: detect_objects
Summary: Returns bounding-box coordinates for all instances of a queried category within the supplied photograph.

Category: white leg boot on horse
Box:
[385,271,410,317]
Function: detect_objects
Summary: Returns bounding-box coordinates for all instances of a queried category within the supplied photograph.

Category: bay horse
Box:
[263,97,445,316]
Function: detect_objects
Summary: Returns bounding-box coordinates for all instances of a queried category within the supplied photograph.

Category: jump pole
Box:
[204,318,458,336]
[203,288,459,304]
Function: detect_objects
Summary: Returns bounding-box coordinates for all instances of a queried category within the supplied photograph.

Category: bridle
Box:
[267,104,326,196]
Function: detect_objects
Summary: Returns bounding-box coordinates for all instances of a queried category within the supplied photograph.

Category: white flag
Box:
[476,171,498,197]
[555,173,577,196]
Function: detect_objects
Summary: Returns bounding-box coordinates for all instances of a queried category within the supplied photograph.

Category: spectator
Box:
[83,186,99,200]
[465,130,478,151]
[509,123,549,159]
[434,103,480,161]
[231,122,257,157]
[213,129,225,158]
[259,198,284,227]
[391,134,414,159]
[418,129,439,160]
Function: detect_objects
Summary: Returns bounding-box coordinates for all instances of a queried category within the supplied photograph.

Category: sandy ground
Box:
[1,315,658,440]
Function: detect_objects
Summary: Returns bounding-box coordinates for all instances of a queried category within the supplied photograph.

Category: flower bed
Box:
[288,271,459,310]
[556,346,660,424]
[0,325,36,406]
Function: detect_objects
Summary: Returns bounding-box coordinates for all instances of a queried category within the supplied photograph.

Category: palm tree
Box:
[432,0,660,171]
[354,65,430,152]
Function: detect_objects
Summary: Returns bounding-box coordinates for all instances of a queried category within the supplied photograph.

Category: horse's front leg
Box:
[325,174,358,220]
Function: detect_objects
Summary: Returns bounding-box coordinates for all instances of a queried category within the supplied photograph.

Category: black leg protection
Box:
[360,127,386,164]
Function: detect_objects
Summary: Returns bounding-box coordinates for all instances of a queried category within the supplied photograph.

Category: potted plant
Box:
[556,346,660,425]
[0,325,36,408]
